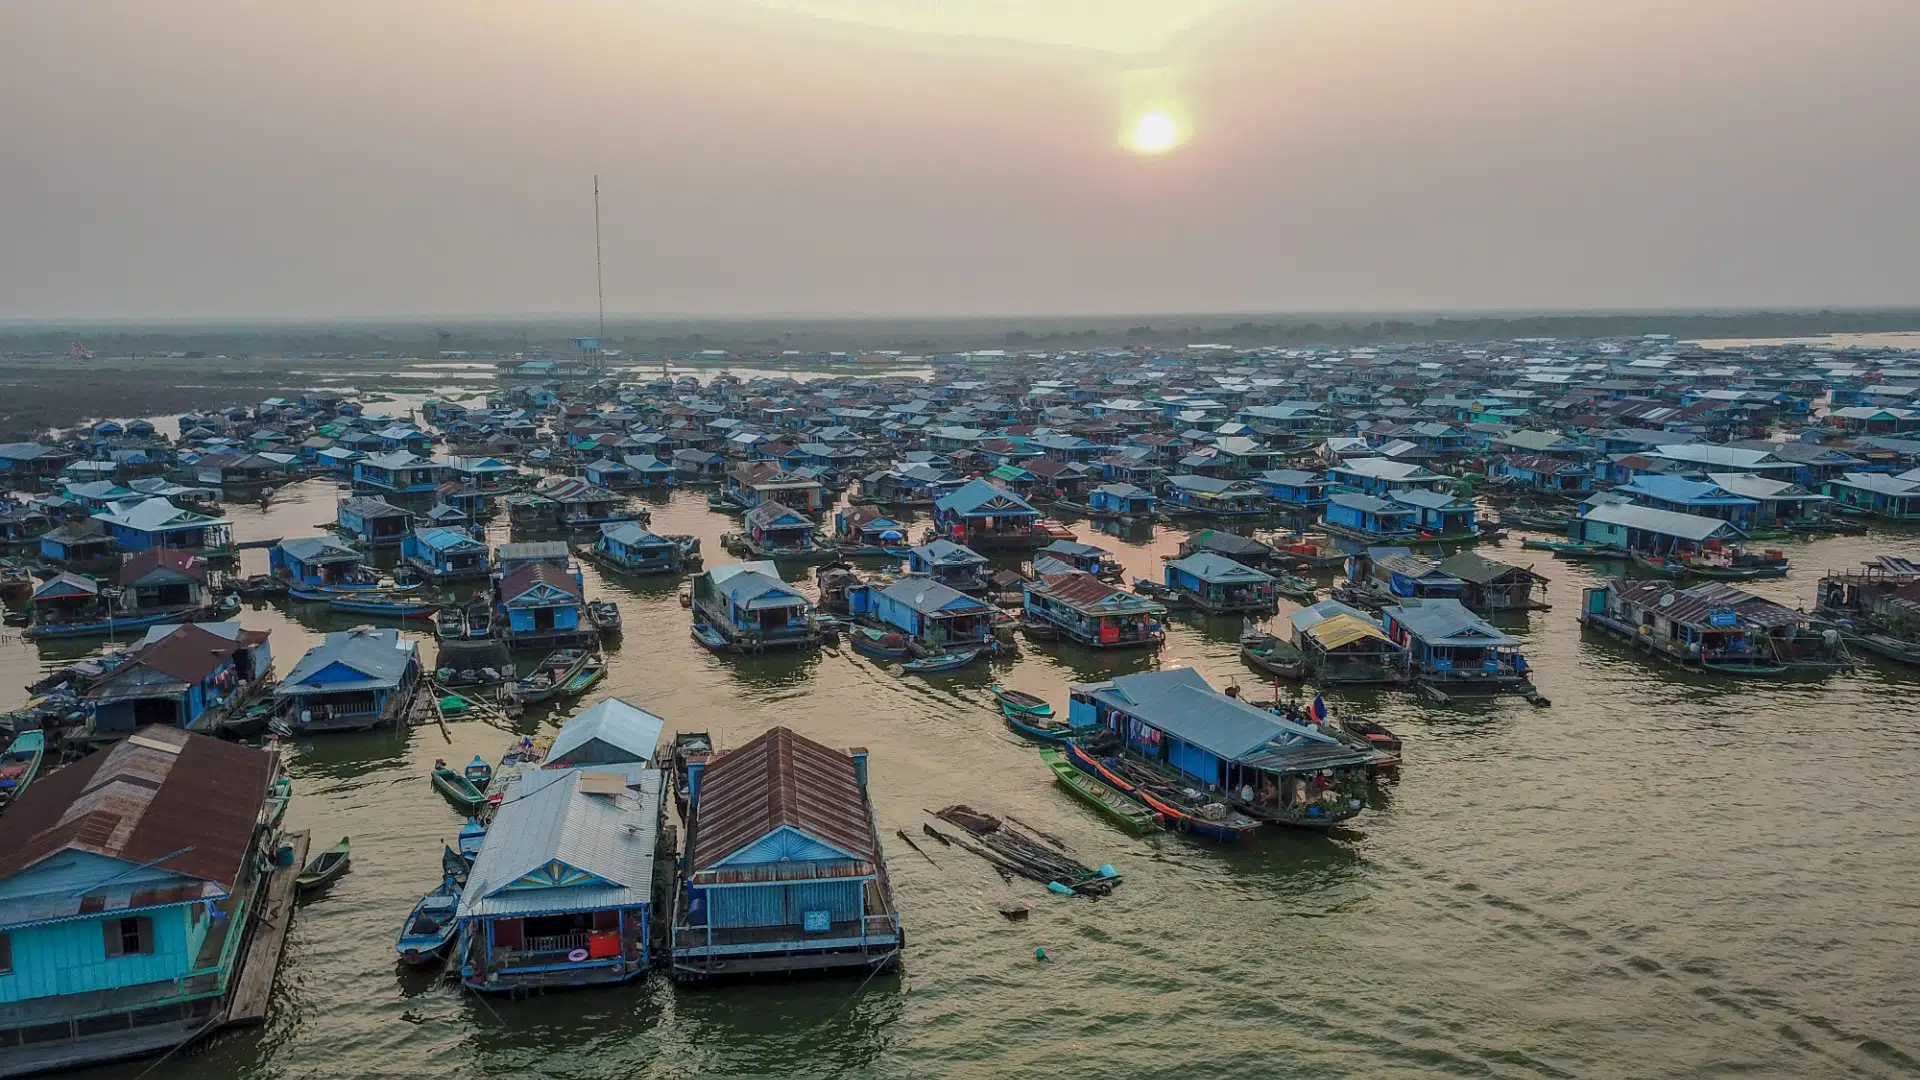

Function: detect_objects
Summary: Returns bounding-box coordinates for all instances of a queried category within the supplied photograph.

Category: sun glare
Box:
[1128,110,1180,155]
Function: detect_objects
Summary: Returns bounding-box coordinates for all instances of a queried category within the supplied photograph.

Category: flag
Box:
[1310,695,1328,722]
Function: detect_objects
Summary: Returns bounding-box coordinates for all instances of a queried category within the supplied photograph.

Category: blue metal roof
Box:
[1165,551,1274,584]
[1078,668,1356,766]
[547,698,666,767]
[935,477,1037,516]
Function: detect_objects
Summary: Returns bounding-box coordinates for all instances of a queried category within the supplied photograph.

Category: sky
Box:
[3,0,1919,320]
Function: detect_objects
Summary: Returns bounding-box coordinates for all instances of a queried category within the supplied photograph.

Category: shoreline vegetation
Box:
[2,308,1918,440]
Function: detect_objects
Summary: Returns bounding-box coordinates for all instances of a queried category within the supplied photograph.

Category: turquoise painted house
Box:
[0,727,274,1069]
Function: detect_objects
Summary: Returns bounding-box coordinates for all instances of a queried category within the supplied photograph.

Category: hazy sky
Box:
[4,0,1918,319]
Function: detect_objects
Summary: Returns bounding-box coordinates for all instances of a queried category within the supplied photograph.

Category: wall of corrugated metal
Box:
[705,881,864,930]
[1168,739,1221,787]
[0,907,192,1003]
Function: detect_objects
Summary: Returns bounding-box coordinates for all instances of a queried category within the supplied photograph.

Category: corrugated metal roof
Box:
[1303,613,1393,651]
[690,727,874,872]
[1381,598,1519,647]
[1030,570,1165,615]
[546,698,666,767]
[277,628,417,695]
[457,767,662,919]
[1084,668,1351,763]
[1580,502,1746,541]
[1165,552,1274,583]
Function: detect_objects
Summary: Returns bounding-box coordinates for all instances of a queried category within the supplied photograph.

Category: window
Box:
[103,916,154,958]
[0,932,11,974]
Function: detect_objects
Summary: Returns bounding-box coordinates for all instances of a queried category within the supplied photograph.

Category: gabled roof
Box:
[546,698,666,767]
[1166,551,1274,583]
[707,562,809,609]
[500,562,583,602]
[456,766,662,919]
[876,576,992,617]
[1580,501,1747,541]
[93,623,267,692]
[908,538,987,567]
[690,727,874,872]
[1029,569,1165,615]
[118,547,206,586]
[1382,598,1519,647]
[96,497,228,533]
[935,477,1037,516]
[1073,668,1363,770]
[277,628,417,694]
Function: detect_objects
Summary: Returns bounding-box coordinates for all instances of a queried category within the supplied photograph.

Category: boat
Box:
[23,609,201,640]
[484,736,551,809]
[0,730,47,808]
[465,598,492,639]
[327,592,437,619]
[559,657,607,697]
[295,836,351,893]
[1062,739,1263,842]
[999,702,1083,744]
[262,775,292,828]
[441,843,470,886]
[431,760,488,813]
[1036,745,1159,835]
[690,622,730,651]
[588,599,621,634]
[457,818,487,860]
[849,626,910,659]
[1843,630,1920,667]
[669,731,713,820]
[394,876,462,965]
[1129,578,1192,609]
[990,685,1053,718]
[902,648,983,674]
[1274,575,1320,603]
[1520,538,1626,561]
[515,649,593,704]
[435,606,466,640]
[1339,717,1404,769]
[462,754,493,791]
[1240,628,1306,679]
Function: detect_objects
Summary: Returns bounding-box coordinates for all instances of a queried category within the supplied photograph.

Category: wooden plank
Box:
[224,830,309,1027]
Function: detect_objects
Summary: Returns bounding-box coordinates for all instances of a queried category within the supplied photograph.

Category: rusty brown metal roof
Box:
[91,623,264,693]
[0,727,273,892]
[499,562,582,601]
[118,547,207,586]
[689,726,874,872]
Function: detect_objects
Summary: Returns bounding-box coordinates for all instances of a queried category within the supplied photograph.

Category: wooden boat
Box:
[262,775,292,829]
[669,731,713,820]
[329,593,437,619]
[457,818,487,861]
[902,648,983,674]
[23,609,199,640]
[295,836,351,893]
[1274,575,1320,603]
[462,755,493,791]
[442,843,470,886]
[990,685,1053,718]
[1240,628,1306,679]
[849,626,910,659]
[1520,538,1625,560]
[559,657,607,697]
[1844,630,1920,667]
[1000,702,1081,744]
[464,598,492,639]
[431,761,488,813]
[1130,578,1193,609]
[1339,717,1404,769]
[0,730,47,808]
[1062,740,1261,842]
[690,622,730,651]
[1037,745,1159,835]
[515,649,592,703]
[394,876,462,965]
[588,599,621,634]
[435,606,466,640]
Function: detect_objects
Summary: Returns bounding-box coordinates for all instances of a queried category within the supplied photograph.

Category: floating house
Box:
[1434,551,1550,614]
[543,698,666,771]
[672,727,902,982]
[85,623,273,737]
[1033,540,1119,580]
[931,478,1042,549]
[496,561,587,645]
[535,478,633,530]
[1067,668,1375,827]
[400,527,493,583]
[1352,547,1465,601]
[589,522,685,575]
[855,577,994,652]
[94,498,232,554]
[38,520,116,572]
[335,497,413,548]
[442,455,521,493]
[1380,598,1531,694]
[1162,552,1277,614]
[1164,474,1266,516]
[1288,600,1407,684]
[1387,489,1480,539]
[692,562,815,650]
[1616,475,1759,529]
[1325,457,1443,497]
[1573,502,1746,559]
[833,504,909,551]
[1322,493,1418,542]
[1824,471,1920,521]
[274,627,422,733]
[1578,579,1853,675]
[1086,482,1156,518]
[581,458,634,491]
[0,728,278,1075]
[455,766,663,993]
[116,549,212,618]
[351,451,444,498]
[725,463,825,514]
[905,539,989,592]
[1255,469,1331,510]
[1021,568,1166,649]
[738,501,825,557]
[270,536,368,589]
[1704,472,1832,531]
[1489,454,1595,497]
[1176,529,1277,571]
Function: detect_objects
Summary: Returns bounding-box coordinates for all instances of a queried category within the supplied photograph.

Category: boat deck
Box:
[227,829,310,1026]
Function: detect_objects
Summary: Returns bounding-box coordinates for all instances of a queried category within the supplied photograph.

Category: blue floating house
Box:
[273,627,422,733]
[1066,668,1375,828]
[932,478,1042,549]
[94,498,232,554]
[1824,471,1920,521]
[1034,540,1119,579]
[1255,469,1330,510]
[335,496,414,548]
[455,765,663,993]
[833,504,909,551]
[0,728,276,1072]
[1322,492,1418,541]
[1164,474,1266,516]
[905,539,989,591]
[1087,482,1155,518]
[672,727,901,982]
[270,535,368,589]
[1573,502,1747,558]
[692,561,815,650]
[855,577,994,651]
[38,520,116,570]
[1387,489,1480,538]
[1380,598,1531,693]
[401,527,493,583]
[497,562,586,645]
[543,698,666,771]
[1324,457,1442,497]
[1489,454,1595,497]
[619,453,676,488]
[352,451,444,497]
[1352,547,1466,601]
[739,501,825,557]
[1163,552,1277,614]
[581,458,634,490]
[1616,475,1760,528]
[85,622,273,736]
[590,522,685,575]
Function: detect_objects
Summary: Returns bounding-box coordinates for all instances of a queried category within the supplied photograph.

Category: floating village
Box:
[0,332,1917,1075]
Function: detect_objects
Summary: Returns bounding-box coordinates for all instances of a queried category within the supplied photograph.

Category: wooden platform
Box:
[226,829,309,1027]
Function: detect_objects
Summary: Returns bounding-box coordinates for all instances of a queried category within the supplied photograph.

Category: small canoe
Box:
[462,755,493,791]
[465,603,492,639]
[1240,632,1306,679]
[435,607,466,640]
[457,818,487,861]
[990,685,1053,718]
[1037,746,1158,835]
[0,730,47,807]
[262,775,292,829]
[515,649,591,703]
[902,649,982,674]
[394,876,462,965]
[431,763,488,813]
[329,594,437,619]
[296,836,351,893]
[850,626,909,659]
[690,622,730,651]
[1001,703,1080,744]
[559,660,606,697]
[589,600,621,633]
[442,843,470,886]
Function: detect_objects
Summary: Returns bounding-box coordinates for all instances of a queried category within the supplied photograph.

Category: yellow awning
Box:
[1305,613,1391,651]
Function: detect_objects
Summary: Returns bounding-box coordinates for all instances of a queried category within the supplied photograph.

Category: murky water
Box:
[8,472,1920,1079]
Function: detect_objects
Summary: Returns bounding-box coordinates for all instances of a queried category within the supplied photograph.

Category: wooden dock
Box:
[225,829,309,1027]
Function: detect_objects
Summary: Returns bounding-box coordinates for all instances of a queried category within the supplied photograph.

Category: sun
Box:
[1128,110,1180,155]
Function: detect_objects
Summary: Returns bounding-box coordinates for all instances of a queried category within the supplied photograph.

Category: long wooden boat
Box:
[902,648,983,674]
[1062,740,1261,842]
[431,762,488,813]
[457,819,488,861]
[296,836,351,893]
[849,626,910,659]
[690,622,730,652]
[559,658,607,697]
[1038,745,1159,835]
[1000,702,1082,744]
[465,598,493,639]
[1274,575,1320,603]
[588,600,621,634]
[263,775,292,829]
[462,755,493,791]
[0,730,46,808]
[1521,538,1626,561]
[23,608,200,640]
[435,606,467,640]
[669,731,712,820]
[329,593,437,619]
[287,580,417,600]
[990,685,1052,717]
[442,843,470,886]
[1240,630,1306,679]
[394,876,462,965]
[515,649,592,703]
[1844,630,1920,667]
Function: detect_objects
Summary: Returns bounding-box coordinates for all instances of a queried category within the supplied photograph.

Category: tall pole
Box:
[593,174,605,372]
